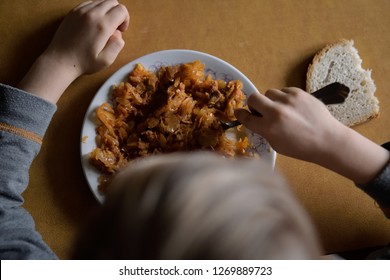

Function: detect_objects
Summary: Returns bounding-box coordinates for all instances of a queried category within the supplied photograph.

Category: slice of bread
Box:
[306,39,379,127]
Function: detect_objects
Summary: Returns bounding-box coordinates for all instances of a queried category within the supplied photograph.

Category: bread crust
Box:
[306,39,353,93]
[306,39,379,127]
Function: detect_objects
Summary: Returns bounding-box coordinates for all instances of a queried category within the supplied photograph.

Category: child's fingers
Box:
[91,1,129,56]
[78,1,120,16]
[106,3,130,32]
[77,0,105,13]
[247,92,275,116]
[281,87,302,95]
[264,89,288,103]
[96,0,120,12]
[98,29,125,66]
[73,1,94,11]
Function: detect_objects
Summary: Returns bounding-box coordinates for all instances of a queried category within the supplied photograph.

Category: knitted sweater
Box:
[0,84,57,259]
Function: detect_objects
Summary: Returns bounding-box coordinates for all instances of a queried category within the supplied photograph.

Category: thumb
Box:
[97,30,125,68]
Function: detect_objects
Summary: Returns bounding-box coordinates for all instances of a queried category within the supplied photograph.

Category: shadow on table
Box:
[283,50,317,90]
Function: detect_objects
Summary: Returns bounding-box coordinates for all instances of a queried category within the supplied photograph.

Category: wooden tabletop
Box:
[1,0,389,259]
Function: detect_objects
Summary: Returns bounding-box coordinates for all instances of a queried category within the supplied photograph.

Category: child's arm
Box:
[235,88,390,214]
[18,0,129,104]
[0,0,129,259]
[235,87,389,184]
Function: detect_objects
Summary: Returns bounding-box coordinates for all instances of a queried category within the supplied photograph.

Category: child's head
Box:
[74,152,321,259]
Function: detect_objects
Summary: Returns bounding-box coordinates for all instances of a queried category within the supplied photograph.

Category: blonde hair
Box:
[74,152,321,259]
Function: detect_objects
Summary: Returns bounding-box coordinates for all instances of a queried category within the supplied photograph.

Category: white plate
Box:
[81,49,276,203]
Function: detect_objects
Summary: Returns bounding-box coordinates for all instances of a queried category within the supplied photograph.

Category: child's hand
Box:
[18,0,130,104]
[235,87,343,162]
[235,87,390,185]
[46,0,130,77]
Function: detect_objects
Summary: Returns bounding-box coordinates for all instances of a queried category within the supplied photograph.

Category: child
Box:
[1,0,389,260]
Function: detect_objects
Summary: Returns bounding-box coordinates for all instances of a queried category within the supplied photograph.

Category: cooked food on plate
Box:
[90,60,252,192]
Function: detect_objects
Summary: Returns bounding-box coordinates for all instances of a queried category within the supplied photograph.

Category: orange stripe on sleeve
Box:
[0,122,43,145]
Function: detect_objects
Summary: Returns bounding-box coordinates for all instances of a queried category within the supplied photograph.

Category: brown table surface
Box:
[1,0,389,259]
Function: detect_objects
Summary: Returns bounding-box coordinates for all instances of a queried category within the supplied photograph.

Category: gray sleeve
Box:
[0,83,58,259]
[357,142,390,208]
